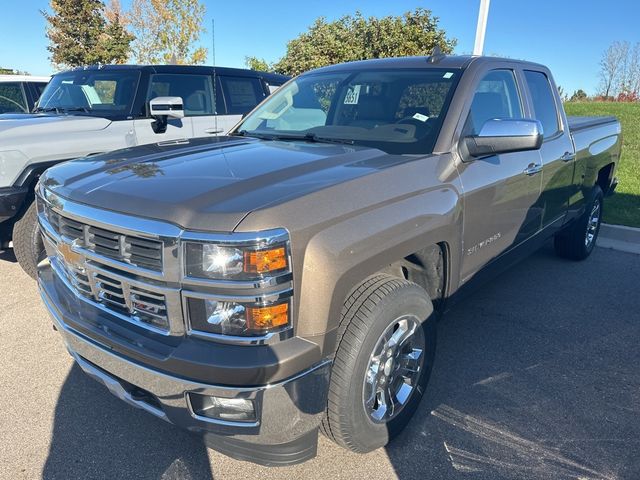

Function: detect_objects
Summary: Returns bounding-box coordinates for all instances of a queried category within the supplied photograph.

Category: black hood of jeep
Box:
[42,136,412,231]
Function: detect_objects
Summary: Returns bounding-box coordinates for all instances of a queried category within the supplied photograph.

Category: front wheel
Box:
[13,200,45,279]
[320,274,436,453]
[554,185,603,261]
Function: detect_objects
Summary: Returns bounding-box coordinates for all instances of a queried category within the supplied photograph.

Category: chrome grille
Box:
[47,209,164,271]
[54,258,171,332]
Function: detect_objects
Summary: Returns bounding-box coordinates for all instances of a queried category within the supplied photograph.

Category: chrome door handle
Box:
[204,128,224,134]
[524,163,543,176]
[560,151,576,162]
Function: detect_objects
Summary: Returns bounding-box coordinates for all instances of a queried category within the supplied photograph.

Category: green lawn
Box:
[564,102,640,227]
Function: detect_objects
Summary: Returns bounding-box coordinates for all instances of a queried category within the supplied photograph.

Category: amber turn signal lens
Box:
[246,303,289,330]
[244,247,288,274]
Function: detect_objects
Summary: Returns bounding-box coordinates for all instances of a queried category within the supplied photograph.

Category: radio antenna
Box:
[212,18,219,137]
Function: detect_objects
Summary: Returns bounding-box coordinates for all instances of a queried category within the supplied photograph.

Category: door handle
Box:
[204,128,224,134]
[560,151,576,162]
[524,163,543,176]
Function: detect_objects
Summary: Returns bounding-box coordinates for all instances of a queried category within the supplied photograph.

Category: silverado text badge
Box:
[467,233,502,256]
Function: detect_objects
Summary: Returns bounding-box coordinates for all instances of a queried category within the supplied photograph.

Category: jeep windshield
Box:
[35,70,140,119]
[236,68,460,154]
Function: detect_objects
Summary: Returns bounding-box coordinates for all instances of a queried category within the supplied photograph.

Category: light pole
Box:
[473,0,491,56]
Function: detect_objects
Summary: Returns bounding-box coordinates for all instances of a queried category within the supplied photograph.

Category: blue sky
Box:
[1,0,639,95]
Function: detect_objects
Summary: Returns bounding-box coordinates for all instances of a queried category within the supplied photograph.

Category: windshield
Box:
[237,68,460,154]
[36,70,140,118]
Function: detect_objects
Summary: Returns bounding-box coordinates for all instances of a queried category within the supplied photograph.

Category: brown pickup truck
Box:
[36,55,621,466]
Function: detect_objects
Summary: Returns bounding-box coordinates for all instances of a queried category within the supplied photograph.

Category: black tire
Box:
[554,185,604,261]
[12,200,45,280]
[320,274,436,453]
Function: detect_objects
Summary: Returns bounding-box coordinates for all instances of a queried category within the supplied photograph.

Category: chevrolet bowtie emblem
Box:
[58,241,83,268]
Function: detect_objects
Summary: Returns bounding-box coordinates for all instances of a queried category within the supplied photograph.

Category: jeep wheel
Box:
[320,274,436,453]
[554,185,603,261]
[13,201,45,279]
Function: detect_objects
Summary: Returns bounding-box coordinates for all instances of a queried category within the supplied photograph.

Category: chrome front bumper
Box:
[39,263,331,466]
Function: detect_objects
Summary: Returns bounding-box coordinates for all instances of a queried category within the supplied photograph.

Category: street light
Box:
[473,0,491,56]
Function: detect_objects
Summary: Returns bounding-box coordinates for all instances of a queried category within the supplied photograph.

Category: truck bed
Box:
[567,115,618,132]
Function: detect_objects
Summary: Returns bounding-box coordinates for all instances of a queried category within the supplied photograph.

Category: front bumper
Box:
[0,186,28,224]
[38,262,331,466]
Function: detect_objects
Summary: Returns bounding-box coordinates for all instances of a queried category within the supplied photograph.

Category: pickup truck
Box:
[35,55,621,466]
[0,65,288,278]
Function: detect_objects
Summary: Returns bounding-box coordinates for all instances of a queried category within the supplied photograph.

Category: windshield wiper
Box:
[234,130,354,145]
[33,107,62,114]
[62,107,91,113]
[298,133,355,146]
[230,130,278,141]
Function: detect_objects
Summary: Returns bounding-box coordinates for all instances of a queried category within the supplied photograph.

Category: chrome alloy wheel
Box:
[363,315,425,423]
[585,200,601,248]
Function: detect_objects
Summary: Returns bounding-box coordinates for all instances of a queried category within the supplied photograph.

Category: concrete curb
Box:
[597,223,640,255]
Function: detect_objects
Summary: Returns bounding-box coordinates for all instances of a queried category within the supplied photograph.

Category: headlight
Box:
[183,237,290,280]
[186,295,291,336]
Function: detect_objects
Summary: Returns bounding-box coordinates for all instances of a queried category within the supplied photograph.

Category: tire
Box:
[554,185,604,261]
[320,274,436,453]
[12,200,45,280]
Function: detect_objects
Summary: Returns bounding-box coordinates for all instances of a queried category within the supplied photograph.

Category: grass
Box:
[564,102,640,228]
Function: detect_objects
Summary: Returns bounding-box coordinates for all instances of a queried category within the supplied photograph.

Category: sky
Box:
[1,0,639,95]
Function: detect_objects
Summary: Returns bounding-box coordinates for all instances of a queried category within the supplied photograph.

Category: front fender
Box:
[235,153,464,356]
[296,185,462,338]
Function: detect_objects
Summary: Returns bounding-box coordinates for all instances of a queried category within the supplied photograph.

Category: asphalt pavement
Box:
[1,243,639,480]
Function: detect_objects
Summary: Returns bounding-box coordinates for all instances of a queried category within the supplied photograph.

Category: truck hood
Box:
[0,114,111,140]
[42,136,412,232]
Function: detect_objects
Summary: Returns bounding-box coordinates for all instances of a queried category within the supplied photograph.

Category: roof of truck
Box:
[60,64,289,82]
[0,75,50,83]
[310,55,548,73]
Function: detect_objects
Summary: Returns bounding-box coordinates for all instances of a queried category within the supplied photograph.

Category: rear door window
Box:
[0,82,28,113]
[464,70,523,135]
[148,74,214,116]
[219,76,266,115]
[524,70,560,138]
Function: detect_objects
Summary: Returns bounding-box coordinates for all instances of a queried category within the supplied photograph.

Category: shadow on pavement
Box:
[0,249,17,263]
[43,364,214,480]
[385,244,640,480]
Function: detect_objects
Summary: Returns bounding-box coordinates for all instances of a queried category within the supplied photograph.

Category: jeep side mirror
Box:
[463,119,543,158]
[149,96,185,134]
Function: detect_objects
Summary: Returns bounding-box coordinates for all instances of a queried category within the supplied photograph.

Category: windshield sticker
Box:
[412,112,429,122]
[344,85,361,104]
[443,72,454,79]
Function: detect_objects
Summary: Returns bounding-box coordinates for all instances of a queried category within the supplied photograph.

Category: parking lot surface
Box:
[1,244,639,480]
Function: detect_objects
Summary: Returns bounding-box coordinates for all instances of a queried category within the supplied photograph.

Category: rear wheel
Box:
[13,201,45,279]
[321,274,436,453]
[554,185,603,261]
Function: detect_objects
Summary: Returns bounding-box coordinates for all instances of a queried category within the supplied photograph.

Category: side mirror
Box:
[463,119,543,158]
[149,96,184,134]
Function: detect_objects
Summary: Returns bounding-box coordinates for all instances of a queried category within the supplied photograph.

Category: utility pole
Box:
[473,0,490,56]
[211,19,216,66]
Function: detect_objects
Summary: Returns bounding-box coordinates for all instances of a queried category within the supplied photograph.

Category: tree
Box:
[0,68,30,75]
[129,0,207,64]
[598,41,629,99]
[557,85,567,102]
[245,56,272,72]
[569,89,588,102]
[42,0,133,68]
[272,9,456,76]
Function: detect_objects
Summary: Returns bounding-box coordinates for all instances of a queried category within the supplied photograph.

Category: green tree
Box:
[272,8,456,76]
[129,0,207,64]
[244,56,272,72]
[569,89,589,102]
[42,0,132,68]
